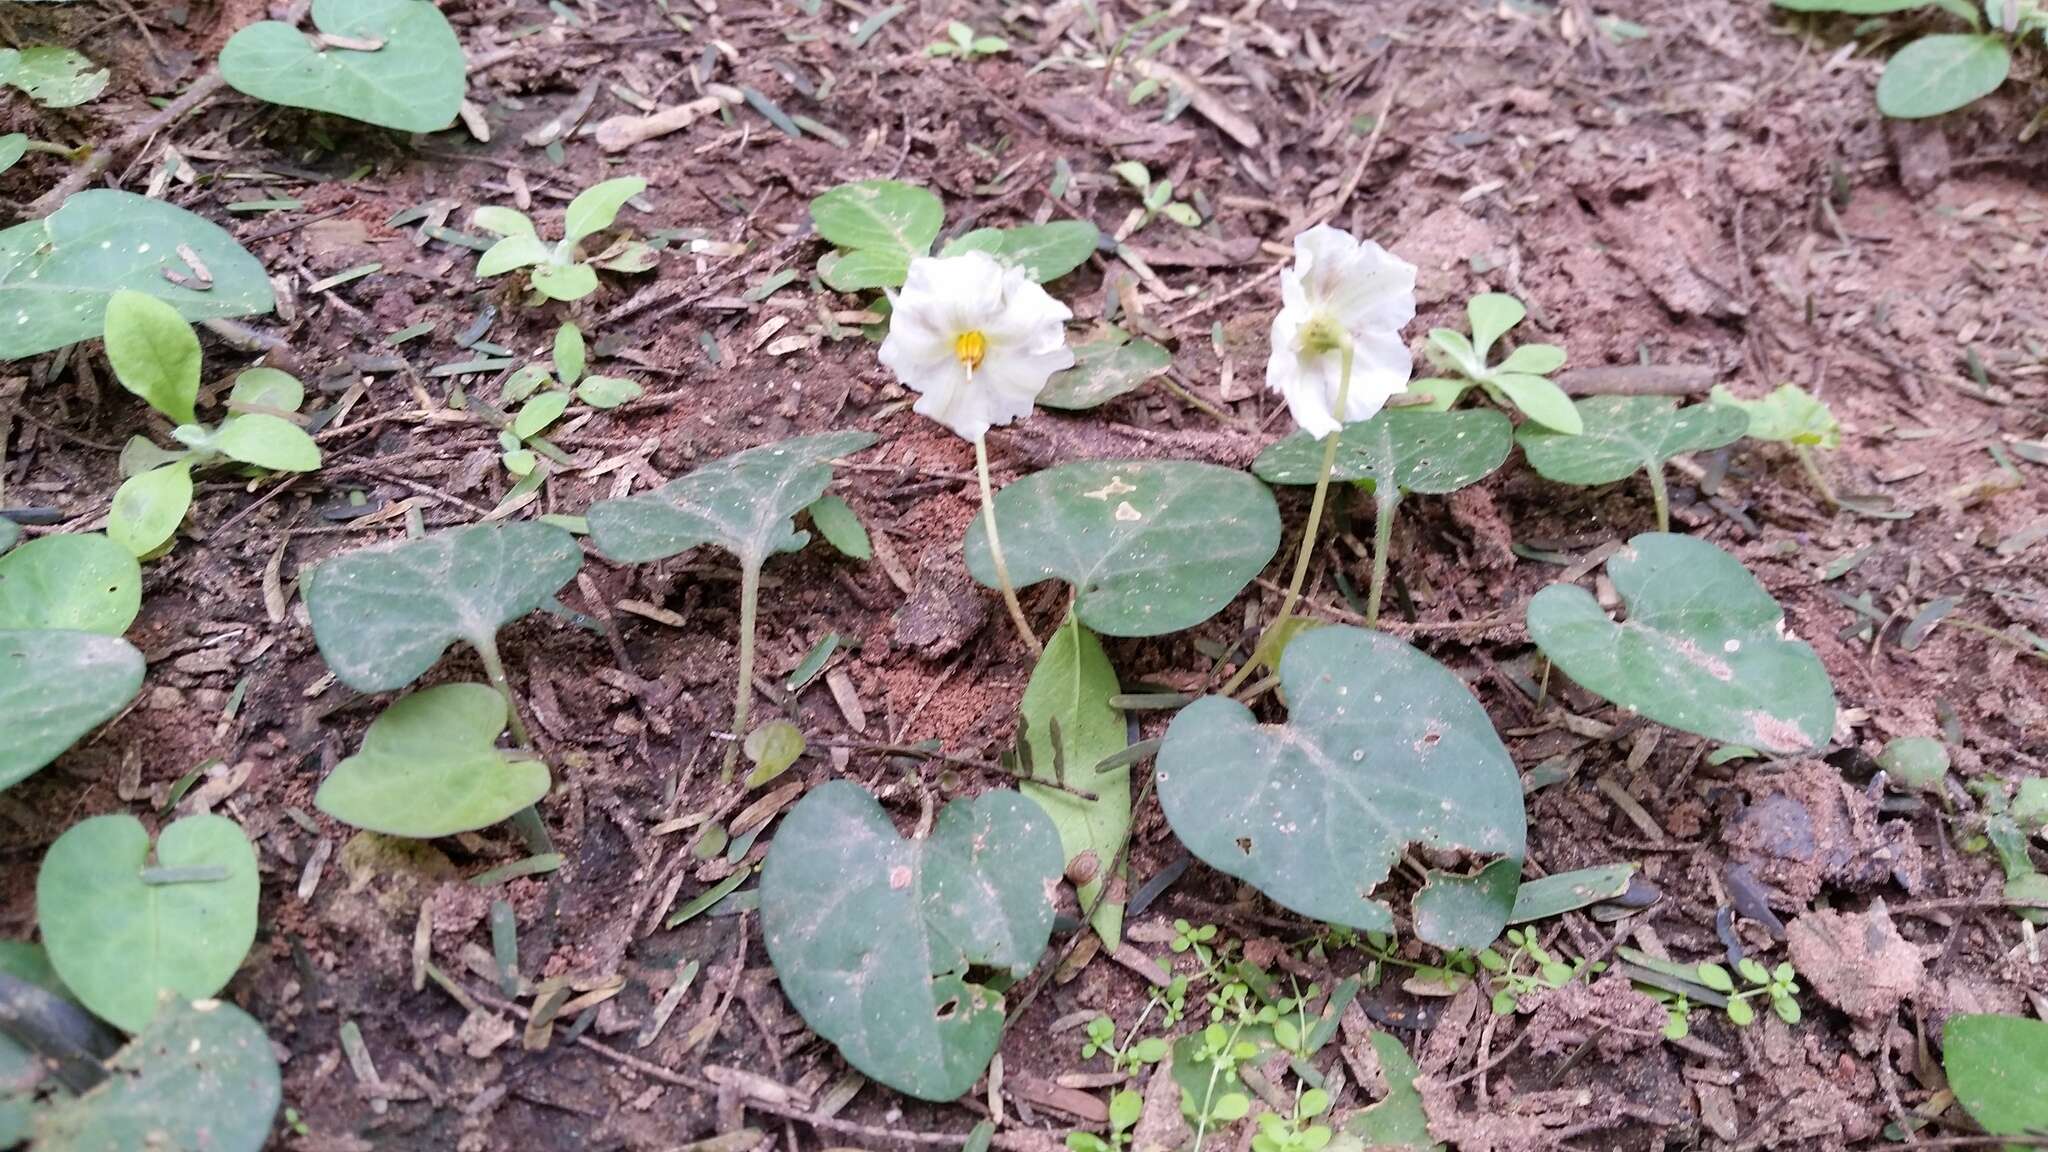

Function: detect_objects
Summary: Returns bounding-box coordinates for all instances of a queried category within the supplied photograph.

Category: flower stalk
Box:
[976,435,1042,655]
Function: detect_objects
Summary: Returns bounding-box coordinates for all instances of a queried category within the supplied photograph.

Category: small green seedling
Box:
[474,176,656,302]
[1112,161,1202,231]
[926,20,1009,57]
[1710,383,1840,503]
[586,431,876,777]
[1252,1088,1333,1152]
[0,190,275,362]
[0,45,108,108]
[36,813,259,1032]
[497,321,641,478]
[1478,928,1601,1014]
[809,178,1100,292]
[1080,1015,1167,1074]
[1877,735,1950,792]
[219,0,465,132]
[760,782,1063,1101]
[1412,292,1581,434]
[101,291,321,557]
[1068,1090,1142,1152]
[1699,958,1801,1026]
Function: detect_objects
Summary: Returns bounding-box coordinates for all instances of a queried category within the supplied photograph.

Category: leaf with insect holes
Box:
[1517,396,1746,486]
[107,461,193,558]
[33,997,280,1152]
[587,431,876,569]
[36,813,258,1032]
[103,290,200,424]
[303,521,584,693]
[1945,1013,2048,1150]
[0,46,108,108]
[762,781,1063,1101]
[219,0,465,131]
[1037,328,1172,410]
[0,190,274,361]
[940,220,1100,284]
[1525,532,1836,755]
[963,460,1280,637]
[1020,613,1129,947]
[810,180,943,291]
[316,683,550,838]
[1254,409,1513,498]
[1156,626,1526,947]
[1709,384,1839,449]
[1877,34,2010,119]
[0,534,140,636]
[0,629,144,792]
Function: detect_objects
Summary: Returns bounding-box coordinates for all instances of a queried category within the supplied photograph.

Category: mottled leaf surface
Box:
[305,521,583,693]
[37,814,258,1033]
[1254,409,1512,495]
[940,220,1100,284]
[1037,329,1172,411]
[35,998,279,1152]
[1945,1013,2048,1151]
[964,460,1280,637]
[317,684,550,838]
[1526,532,1836,754]
[0,629,144,791]
[1517,396,1746,486]
[0,191,274,360]
[762,782,1062,1101]
[1156,626,1525,944]
[219,0,465,132]
[587,431,876,566]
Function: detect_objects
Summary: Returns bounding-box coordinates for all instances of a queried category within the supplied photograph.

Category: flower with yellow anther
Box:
[878,250,1075,652]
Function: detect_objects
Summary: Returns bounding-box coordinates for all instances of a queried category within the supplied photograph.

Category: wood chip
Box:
[825,668,867,733]
[595,95,726,152]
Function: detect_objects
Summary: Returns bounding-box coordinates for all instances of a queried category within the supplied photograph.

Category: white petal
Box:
[881,251,1074,441]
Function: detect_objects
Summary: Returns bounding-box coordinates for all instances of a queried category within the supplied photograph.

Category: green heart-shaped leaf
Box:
[1156,625,1525,947]
[963,460,1281,637]
[33,997,280,1152]
[1253,409,1513,495]
[587,431,877,567]
[36,813,259,1033]
[0,533,140,635]
[1876,34,2010,119]
[940,220,1101,284]
[0,191,274,361]
[762,781,1063,1101]
[316,683,551,838]
[819,248,912,293]
[1525,532,1836,754]
[0,46,107,108]
[1037,329,1173,411]
[809,180,944,280]
[1945,1014,2048,1150]
[0,629,145,792]
[304,521,584,693]
[1020,614,1129,946]
[1517,396,1747,486]
[219,0,465,132]
[1709,384,1839,449]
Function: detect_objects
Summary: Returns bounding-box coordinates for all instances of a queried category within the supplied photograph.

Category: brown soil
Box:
[4,0,2048,1150]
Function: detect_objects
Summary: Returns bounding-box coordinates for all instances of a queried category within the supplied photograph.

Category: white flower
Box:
[1266,225,1418,439]
[878,251,1074,442]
